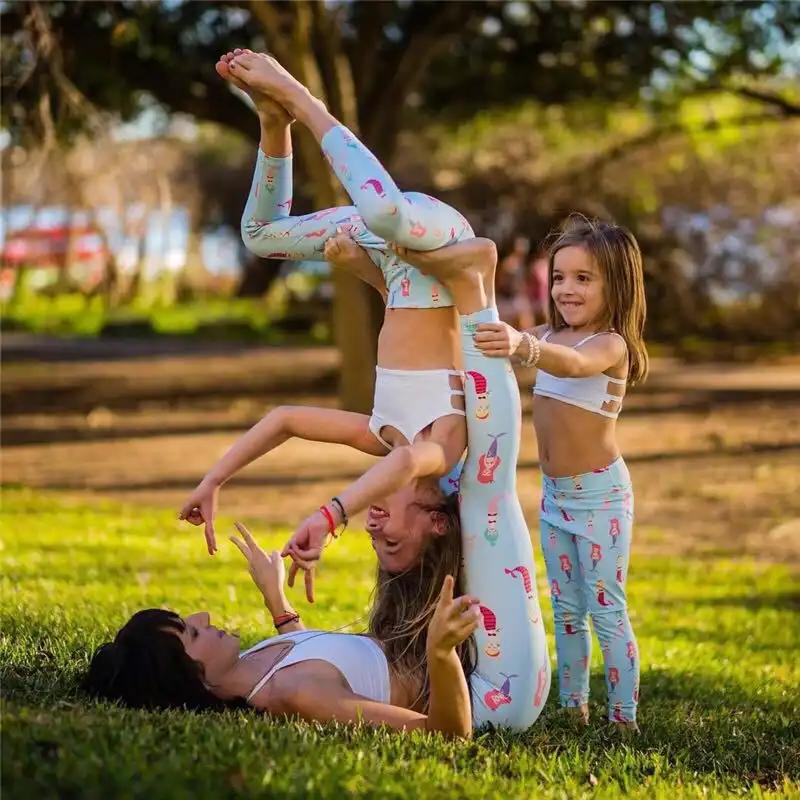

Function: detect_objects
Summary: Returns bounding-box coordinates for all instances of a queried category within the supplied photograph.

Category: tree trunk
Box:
[252,0,380,412]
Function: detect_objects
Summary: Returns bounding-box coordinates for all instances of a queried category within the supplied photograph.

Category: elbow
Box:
[476,238,498,269]
[271,405,293,433]
[393,445,419,477]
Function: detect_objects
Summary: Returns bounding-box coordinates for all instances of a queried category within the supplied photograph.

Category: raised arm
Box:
[278,576,479,737]
[280,439,450,597]
[180,406,386,554]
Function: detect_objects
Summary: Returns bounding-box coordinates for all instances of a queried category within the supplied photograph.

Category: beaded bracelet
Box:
[520,332,540,368]
[330,496,348,530]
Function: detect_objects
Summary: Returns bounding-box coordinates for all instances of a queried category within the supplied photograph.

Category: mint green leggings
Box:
[540,458,640,721]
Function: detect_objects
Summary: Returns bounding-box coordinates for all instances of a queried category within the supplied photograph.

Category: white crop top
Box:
[240,630,391,704]
[533,330,627,419]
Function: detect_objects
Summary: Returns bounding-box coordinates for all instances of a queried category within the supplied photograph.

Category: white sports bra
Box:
[533,330,627,419]
[240,630,391,704]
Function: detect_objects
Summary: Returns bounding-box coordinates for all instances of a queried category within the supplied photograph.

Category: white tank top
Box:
[534,330,627,419]
[240,630,391,704]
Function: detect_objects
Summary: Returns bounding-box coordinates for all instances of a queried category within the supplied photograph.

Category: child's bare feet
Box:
[324,230,388,300]
[217,49,293,126]
[228,51,311,116]
[610,719,640,736]
[563,704,590,727]
[391,238,497,315]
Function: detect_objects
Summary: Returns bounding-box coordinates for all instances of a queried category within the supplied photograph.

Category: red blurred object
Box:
[2,225,106,268]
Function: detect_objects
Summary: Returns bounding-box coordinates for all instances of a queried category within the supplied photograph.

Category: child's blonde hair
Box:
[547,214,649,385]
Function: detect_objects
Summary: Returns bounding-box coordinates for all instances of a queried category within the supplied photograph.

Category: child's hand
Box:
[229,522,287,611]
[426,575,481,660]
[323,229,365,268]
[473,321,524,358]
[179,477,220,555]
[281,510,332,603]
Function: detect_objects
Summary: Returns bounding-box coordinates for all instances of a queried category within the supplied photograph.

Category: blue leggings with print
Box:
[240,126,474,309]
[540,457,640,722]
[243,121,551,729]
[460,308,551,730]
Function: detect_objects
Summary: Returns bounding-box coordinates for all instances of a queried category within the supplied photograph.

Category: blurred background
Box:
[1,1,798,561]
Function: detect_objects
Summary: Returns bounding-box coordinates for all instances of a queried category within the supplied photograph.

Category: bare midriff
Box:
[533,396,621,477]
[377,306,462,371]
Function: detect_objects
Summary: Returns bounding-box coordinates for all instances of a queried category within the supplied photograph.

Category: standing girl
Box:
[471,216,648,729]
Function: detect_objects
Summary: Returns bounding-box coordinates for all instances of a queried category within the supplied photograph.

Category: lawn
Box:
[1,487,798,799]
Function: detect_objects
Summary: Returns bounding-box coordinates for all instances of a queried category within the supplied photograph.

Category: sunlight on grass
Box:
[2,487,798,799]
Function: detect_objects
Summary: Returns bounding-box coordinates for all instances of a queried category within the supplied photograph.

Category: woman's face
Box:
[366,484,445,573]
[551,245,607,328]
[177,611,240,685]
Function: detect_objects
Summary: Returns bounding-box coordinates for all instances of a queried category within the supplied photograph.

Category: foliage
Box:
[2,488,799,799]
[1,292,330,344]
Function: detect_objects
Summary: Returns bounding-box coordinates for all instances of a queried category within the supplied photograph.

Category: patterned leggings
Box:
[244,121,551,729]
[241,126,473,308]
[460,308,551,730]
[539,458,640,722]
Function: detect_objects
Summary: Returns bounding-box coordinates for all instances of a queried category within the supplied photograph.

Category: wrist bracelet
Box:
[319,505,338,538]
[521,332,541,368]
[330,496,348,530]
[274,612,300,630]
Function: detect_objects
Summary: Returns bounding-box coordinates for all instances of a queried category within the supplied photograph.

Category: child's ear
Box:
[430,510,449,537]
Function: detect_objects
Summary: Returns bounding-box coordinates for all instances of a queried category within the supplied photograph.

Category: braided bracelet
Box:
[330,496,348,530]
[273,612,300,630]
[319,505,338,538]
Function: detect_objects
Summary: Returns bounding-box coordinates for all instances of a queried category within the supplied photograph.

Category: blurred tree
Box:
[2,1,798,404]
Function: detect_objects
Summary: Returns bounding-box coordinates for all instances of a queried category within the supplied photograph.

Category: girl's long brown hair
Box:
[547,214,649,385]
[368,490,476,712]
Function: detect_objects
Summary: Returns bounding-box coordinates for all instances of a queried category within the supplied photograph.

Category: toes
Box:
[234,51,258,68]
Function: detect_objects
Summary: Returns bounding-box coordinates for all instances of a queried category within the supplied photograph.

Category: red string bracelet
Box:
[319,505,337,537]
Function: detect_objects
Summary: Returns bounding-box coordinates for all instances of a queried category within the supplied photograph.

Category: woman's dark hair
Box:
[368,490,477,712]
[81,609,246,712]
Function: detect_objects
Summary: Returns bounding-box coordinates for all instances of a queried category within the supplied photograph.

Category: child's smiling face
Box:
[551,245,607,329]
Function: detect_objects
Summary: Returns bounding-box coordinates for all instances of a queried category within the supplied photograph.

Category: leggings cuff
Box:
[559,692,589,708]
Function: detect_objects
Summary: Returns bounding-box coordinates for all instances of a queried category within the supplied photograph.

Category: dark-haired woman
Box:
[84,523,480,737]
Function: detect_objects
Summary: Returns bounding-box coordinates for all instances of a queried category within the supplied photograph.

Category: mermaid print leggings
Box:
[244,120,551,729]
[240,125,473,308]
[539,457,640,722]
[460,308,551,730]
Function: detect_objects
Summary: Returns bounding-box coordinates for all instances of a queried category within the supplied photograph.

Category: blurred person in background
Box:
[496,235,535,330]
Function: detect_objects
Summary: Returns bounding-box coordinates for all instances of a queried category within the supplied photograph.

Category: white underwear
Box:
[369,367,465,449]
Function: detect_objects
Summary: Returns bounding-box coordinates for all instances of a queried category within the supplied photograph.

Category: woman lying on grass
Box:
[83,523,480,737]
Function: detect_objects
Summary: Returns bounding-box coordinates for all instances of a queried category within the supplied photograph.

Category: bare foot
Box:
[228,51,311,115]
[391,238,497,314]
[564,705,590,727]
[216,49,293,126]
[610,719,640,735]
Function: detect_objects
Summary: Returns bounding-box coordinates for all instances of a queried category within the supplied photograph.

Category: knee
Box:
[360,199,405,242]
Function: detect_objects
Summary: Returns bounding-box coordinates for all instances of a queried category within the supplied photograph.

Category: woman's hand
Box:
[426,575,481,661]
[281,510,333,603]
[229,522,287,613]
[178,477,221,555]
[473,321,524,359]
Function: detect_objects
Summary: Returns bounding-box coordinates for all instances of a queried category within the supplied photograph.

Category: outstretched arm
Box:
[180,406,386,554]
[281,440,449,596]
[276,576,479,737]
[474,324,627,376]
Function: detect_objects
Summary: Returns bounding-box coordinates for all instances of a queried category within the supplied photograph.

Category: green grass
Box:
[1,487,798,799]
